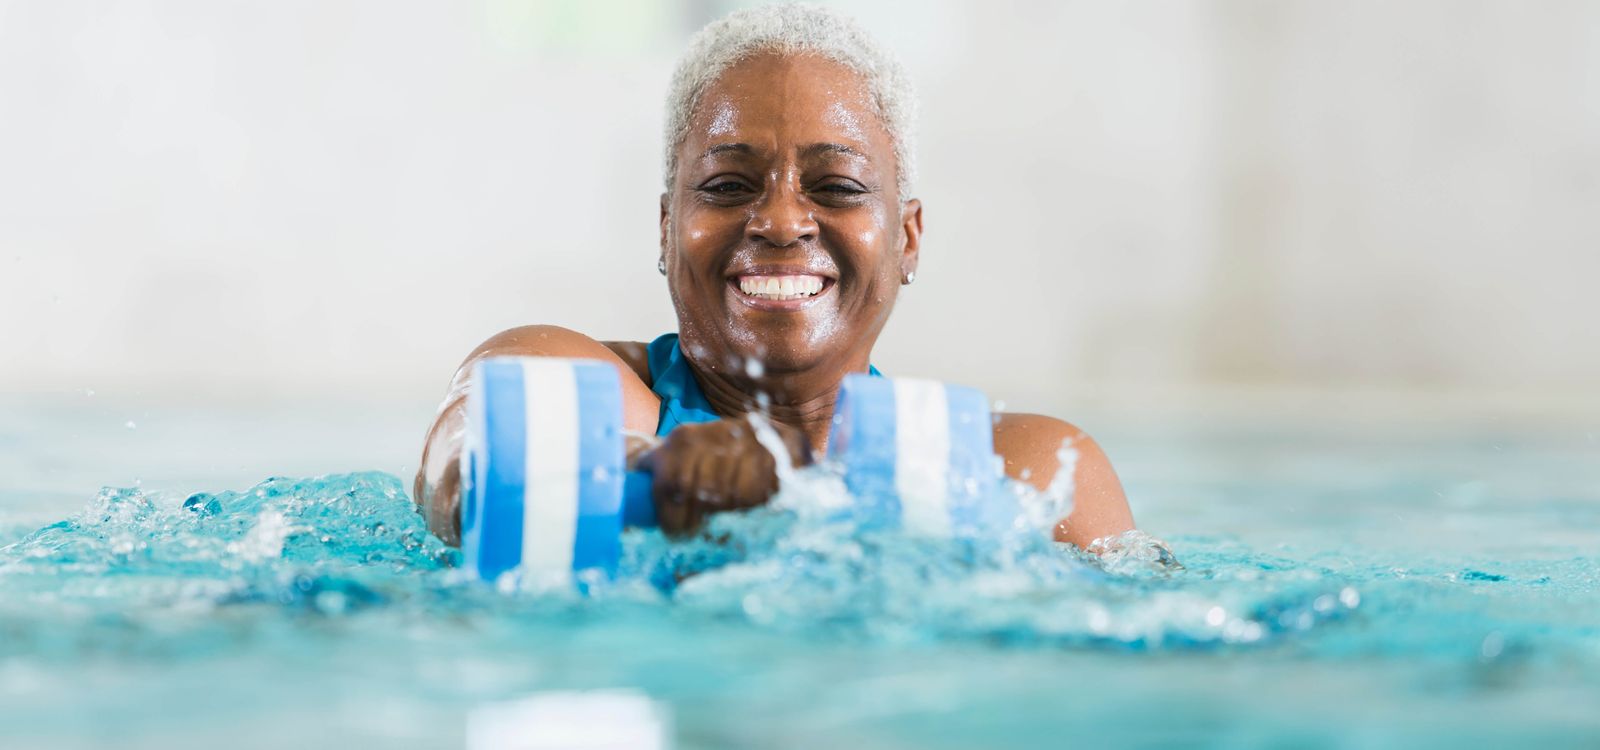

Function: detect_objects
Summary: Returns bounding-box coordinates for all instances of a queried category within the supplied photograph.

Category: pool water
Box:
[1,395,1597,748]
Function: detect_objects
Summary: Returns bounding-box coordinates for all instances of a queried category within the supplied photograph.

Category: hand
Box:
[639,416,812,537]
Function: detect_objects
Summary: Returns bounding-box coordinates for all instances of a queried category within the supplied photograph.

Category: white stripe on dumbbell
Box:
[520,360,581,578]
[892,378,953,536]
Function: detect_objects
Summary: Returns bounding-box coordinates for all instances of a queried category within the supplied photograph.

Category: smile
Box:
[735,274,826,300]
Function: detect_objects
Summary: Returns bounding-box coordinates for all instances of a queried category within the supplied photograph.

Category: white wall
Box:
[3,0,1596,414]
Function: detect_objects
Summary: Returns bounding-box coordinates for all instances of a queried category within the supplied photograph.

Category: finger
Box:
[652,454,692,535]
[682,451,718,507]
[725,453,774,509]
[667,452,715,535]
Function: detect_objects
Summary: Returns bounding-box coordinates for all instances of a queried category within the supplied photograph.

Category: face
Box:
[661,52,922,384]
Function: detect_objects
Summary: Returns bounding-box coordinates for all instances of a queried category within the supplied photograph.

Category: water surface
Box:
[2,395,1596,748]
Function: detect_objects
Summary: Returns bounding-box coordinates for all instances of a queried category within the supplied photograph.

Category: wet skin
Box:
[415,52,1134,548]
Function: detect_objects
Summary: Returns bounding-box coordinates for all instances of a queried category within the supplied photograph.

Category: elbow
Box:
[1050,429,1135,548]
[994,413,1135,549]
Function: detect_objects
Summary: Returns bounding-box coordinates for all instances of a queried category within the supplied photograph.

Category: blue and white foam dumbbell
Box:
[826,373,1008,535]
[459,360,1010,583]
[459,358,657,583]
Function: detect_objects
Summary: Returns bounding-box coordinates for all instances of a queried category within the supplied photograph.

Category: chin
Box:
[722,324,837,375]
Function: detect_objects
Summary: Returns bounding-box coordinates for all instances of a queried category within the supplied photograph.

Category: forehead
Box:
[684,52,891,157]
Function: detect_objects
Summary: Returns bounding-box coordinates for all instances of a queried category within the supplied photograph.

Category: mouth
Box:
[727,271,835,310]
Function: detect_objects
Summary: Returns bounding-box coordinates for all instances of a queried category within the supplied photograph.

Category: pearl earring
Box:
[903,271,916,285]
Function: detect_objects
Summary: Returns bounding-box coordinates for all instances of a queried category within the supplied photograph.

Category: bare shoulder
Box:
[599,340,652,387]
[464,324,618,360]
[992,412,1136,548]
[450,325,659,433]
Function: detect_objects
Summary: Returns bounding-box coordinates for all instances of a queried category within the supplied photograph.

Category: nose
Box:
[745,180,818,247]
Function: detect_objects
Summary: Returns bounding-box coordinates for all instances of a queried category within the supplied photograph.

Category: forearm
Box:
[414,395,467,546]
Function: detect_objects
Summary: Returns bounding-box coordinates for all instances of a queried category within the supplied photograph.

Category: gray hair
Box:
[662,3,918,200]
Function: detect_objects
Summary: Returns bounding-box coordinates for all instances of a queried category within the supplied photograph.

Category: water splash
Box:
[0,466,1374,655]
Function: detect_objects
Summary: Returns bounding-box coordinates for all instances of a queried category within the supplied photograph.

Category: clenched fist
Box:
[636,416,812,536]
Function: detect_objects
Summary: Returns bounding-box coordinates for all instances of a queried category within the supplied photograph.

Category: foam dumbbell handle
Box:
[621,470,657,527]
[826,373,1004,534]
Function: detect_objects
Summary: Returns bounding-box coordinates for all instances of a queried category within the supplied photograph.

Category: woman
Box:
[414,4,1134,549]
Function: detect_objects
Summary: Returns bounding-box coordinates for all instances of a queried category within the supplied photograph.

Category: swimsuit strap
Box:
[646,333,721,437]
[644,333,882,438]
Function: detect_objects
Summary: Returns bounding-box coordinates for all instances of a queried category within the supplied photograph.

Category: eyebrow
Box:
[701,143,754,159]
[698,142,868,160]
[801,142,867,160]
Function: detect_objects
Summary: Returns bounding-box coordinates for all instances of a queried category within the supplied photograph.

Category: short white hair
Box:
[662,3,918,199]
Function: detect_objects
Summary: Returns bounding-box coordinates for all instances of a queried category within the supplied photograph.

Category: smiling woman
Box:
[413,3,1133,549]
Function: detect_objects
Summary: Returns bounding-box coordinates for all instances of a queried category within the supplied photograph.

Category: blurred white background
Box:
[3,0,1597,422]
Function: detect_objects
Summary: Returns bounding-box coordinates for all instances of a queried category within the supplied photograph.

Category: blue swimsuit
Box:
[644,333,880,436]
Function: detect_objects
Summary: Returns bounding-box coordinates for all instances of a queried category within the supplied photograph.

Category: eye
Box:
[697,178,755,198]
[808,178,872,204]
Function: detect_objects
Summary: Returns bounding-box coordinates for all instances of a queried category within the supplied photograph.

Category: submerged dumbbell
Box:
[459,358,1007,583]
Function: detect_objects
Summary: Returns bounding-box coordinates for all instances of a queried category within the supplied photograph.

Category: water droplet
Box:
[1205,606,1226,627]
[1480,631,1505,660]
[1339,587,1361,608]
[183,493,221,517]
[316,590,350,615]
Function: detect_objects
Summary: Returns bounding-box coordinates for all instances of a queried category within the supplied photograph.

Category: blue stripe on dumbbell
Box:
[570,362,625,572]
[829,374,901,522]
[473,359,531,581]
[940,382,996,531]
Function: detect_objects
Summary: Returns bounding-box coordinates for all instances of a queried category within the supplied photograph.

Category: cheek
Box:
[673,204,739,260]
[843,214,901,286]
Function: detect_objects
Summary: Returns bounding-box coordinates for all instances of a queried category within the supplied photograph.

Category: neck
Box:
[688,355,870,455]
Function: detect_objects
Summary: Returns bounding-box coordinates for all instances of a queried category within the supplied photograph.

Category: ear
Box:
[898,198,923,280]
[659,193,670,254]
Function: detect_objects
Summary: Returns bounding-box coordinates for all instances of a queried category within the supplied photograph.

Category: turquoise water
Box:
[2,398,1598,748]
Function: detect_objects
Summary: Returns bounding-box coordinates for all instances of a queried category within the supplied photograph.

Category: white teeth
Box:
[737,274,825,300]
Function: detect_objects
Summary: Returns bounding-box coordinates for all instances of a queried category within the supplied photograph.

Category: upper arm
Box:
[992,412,1135,548]
[600,340,652,389]
[444,326,659,433]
